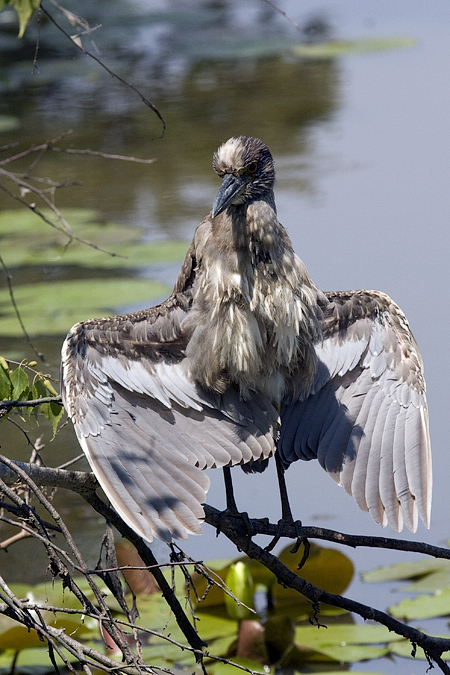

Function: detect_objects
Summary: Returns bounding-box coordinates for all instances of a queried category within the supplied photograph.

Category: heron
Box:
[61,136,431,543]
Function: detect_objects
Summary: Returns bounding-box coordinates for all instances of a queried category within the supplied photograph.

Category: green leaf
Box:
[0,646,78,669]
[40,398,64,438]
[0,580,97,652]
[0,208,188,269]
[0,360,12,400]
[7,0,41,37]
[273,541,353,609]
[0,115,20,133]
[363,558,450,593]
[208,657,272,674]
[9,366,29,400]
[194,610,237,640]
[390,637,450,659]
[292,37,417,59]
[0,278,170,336]
[389,588,450,620]
[295,623,403,648]
[362,558,446,584]
[294,623,402,663]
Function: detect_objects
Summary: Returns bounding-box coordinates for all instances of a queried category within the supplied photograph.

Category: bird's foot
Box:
[265,518,304,553]
[216,508,254,541]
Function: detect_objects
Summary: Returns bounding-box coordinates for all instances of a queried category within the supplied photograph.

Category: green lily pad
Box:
[295,623,403,648]
[363,558,450,593]
[0,647,76,670]
[0,580,98,652]
[363,558,447,583]
[0,278,169,336]
[0,208,188,269]
[273,541,354,609]
[390,636,450,659]
[194,610,237,640]
[0,115,20,132]
[294,623,403,663]
[389,588,450,621]
[292,37,417,59]
[207,656,271,674]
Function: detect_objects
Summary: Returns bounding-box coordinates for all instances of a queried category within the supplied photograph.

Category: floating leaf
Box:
[389,588,450,620]
[0,278,170,336]
[0,115,20,133]
[390,637,450,659]
[362,558,446,584]
[272,541,353,608]
[208,656,272,674]
[294,623,402,663]
[194,610,237,641]
[295,623,403,647]
[0,208,188,269]
[292,37,417,59]
[0,580,97,652]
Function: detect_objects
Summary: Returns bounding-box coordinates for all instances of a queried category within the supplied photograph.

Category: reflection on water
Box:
[0,1,339,230]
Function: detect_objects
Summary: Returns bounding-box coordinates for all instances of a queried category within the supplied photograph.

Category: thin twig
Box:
[0,529,32,550]
[0,458,141,670]
[50,147,157,163]
[0,182,126,258]
[0,395,63,412]
[0,254,47,362]
[41,2,166,139]
[260,0,300,29]
[56,453,85,470]
[0,130,73,165]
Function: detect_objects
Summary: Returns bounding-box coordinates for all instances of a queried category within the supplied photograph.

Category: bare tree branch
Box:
[0,395,63,412]
[2,457,450,672]
[204,506,450,673]
[0,455,207,662]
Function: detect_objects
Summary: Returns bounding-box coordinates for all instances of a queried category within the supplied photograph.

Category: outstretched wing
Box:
[61,291,277,543]
[279,290,431,533]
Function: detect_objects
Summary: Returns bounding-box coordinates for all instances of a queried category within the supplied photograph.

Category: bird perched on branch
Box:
[61,136,431,543]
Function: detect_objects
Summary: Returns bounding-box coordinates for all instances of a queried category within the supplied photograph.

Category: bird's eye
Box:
[247,162,258,174]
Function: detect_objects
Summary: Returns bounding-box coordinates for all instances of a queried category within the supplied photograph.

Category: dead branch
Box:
[2,457,450,672]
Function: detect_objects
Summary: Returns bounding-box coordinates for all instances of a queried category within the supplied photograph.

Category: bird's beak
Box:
[212,173,250,217]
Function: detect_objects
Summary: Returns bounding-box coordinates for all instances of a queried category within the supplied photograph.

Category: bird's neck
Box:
[184,199,321,402]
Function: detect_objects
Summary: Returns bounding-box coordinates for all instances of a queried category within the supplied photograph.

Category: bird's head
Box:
[212,136,275,217]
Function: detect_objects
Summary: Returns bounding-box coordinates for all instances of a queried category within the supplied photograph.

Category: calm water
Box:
[1,2,450,672]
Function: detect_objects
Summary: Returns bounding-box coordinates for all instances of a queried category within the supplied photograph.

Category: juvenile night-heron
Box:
[61,136,431,542]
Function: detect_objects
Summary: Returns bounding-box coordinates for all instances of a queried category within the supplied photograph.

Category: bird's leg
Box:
[223,465,238,512]
[275,452,294,522]
[265,454,304,553]
[216,466,253,539]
